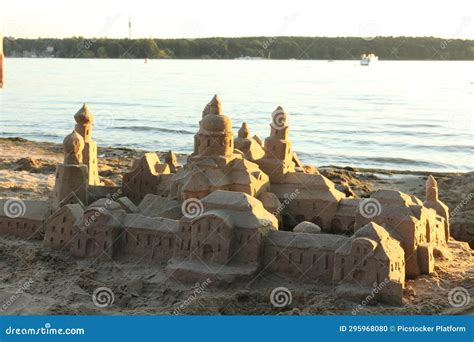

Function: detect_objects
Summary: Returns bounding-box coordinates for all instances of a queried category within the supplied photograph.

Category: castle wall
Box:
[264,243,338,282]
[0,218,44,239]
[174,216,234,265]
[263,231,349,283]
[124,227,175,262]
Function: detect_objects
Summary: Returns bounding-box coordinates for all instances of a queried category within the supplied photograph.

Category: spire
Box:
[238,122,250,139]
[202,95,223,117]
[74,103,94,125]
[426,175,438,201]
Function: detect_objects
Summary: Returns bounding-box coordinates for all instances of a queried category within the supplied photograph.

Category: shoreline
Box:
[2,137,468,177]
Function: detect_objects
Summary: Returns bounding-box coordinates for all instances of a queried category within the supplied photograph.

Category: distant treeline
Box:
[4,36,474,60]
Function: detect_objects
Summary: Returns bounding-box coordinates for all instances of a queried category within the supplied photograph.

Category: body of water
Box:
[0,58,472,172]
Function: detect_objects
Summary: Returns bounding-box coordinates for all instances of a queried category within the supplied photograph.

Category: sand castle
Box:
[0,96,453,305]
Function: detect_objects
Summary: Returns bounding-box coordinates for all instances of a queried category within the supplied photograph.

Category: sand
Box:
[0,137,472,315]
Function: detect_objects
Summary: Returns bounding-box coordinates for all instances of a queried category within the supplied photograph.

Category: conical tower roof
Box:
[202,95,223,117]
[74,103,94,125]
[200,95,232,133]
[238,122,250,138]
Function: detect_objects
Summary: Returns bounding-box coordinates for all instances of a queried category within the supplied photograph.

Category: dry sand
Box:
[0,137,472,315]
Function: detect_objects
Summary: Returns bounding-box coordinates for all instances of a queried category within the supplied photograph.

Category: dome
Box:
[293,221,321,234]
[200,112,232,133]
[74,103,94,125]
[63,130,84,155]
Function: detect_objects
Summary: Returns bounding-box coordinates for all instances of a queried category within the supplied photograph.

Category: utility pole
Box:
[128,16,132,39]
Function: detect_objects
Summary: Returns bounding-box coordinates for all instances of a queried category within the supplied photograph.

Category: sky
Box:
[1,0,474,39]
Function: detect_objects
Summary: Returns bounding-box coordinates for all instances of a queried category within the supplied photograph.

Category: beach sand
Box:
[0,137,472,315]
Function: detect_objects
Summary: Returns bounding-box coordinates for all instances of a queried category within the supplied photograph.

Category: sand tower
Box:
[74,104,100,185]
[193,95,234,159]
[423,175,450,241]
[257,106,296,183]
[169,95,270,201]
[51,131,89,209]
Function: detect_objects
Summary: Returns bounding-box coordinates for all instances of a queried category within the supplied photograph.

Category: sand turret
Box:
[164,150,179,173]
[63,130,84,164]
[72,104,100,185]
[256,106,295,182]
[195,95,233,157]
[238,122,250,139]
[74,104,94,142]
[424,175,450,241]
[426,175,438,201]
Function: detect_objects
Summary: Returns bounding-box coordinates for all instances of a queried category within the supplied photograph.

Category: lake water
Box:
[0,58,473,172]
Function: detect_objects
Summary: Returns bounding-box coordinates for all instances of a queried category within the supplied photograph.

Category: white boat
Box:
[235,56,264,60]
[360,53,378,66]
